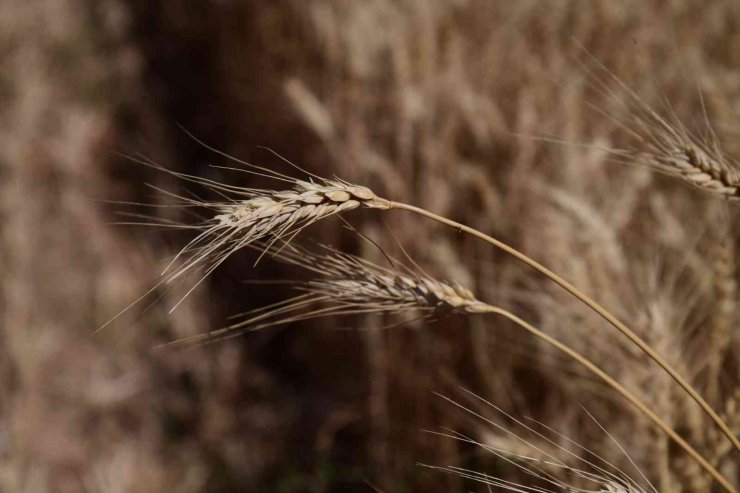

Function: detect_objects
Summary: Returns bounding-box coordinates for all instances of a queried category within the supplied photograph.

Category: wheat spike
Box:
[425,392,654,493]
[299,246,492,315]
[164,243,492,348]
[165,178,391,286]
[99,155,393,326]
[628,116,740,200]
[579,49,740,201]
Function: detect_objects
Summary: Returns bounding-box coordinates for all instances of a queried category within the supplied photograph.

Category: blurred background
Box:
[1,1,738,492]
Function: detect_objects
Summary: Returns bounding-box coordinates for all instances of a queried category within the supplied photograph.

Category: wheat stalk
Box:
[386,201,740,459]
[138,148,737,462]
[162,242,733,492]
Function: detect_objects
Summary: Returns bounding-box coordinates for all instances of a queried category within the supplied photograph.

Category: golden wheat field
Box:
[1,1,739,492]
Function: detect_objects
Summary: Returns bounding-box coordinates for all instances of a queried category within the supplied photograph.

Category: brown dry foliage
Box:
[1,1,738,492]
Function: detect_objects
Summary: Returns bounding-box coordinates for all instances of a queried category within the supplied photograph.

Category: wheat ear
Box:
[575,44,740,201]
[162,178,390,285]
[426,394,653,493]
[594,81,740,200]
[162,243,492,348]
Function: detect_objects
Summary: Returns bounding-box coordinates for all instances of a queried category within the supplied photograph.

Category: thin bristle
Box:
[425,392,653,493]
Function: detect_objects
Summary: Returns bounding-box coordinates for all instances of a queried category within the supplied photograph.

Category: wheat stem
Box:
[166,233,734,490]
[388,200,740,454]
[483,306,736,493]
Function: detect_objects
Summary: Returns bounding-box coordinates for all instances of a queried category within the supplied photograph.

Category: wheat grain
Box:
[579,49,740,201]
[164,243,493,348]
[624,113,740,200]
[165,178,390,286]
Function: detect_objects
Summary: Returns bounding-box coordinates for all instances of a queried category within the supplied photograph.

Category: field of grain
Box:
[1,1,738,492]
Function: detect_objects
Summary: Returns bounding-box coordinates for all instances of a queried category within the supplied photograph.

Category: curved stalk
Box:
[388,200,739,453]
[483,306,735,493]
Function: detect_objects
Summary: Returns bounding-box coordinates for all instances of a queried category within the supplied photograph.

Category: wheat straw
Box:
[143,153,737,458]
[162,243,734,492]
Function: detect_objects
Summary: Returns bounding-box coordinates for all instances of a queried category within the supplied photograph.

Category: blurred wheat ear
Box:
[581,49,740,201]
[426,391,655,493]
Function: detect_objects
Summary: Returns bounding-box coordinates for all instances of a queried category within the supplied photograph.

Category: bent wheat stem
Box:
[176,242,733,491]
[388,200,740,454]
[138,154,736,454]
[483,306,735,493]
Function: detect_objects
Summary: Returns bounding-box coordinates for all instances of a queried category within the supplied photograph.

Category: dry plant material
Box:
[162,242,733,492]
[425,391,654,493]
[109,154,390,315]
[300,248,492,315]
[135,146,729,428]
[121,141,736,490]
[164,243,492,348]
[162,175,390,286]
[617,104,740,200]
[168,178,389,282]
[582,52,740,201]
